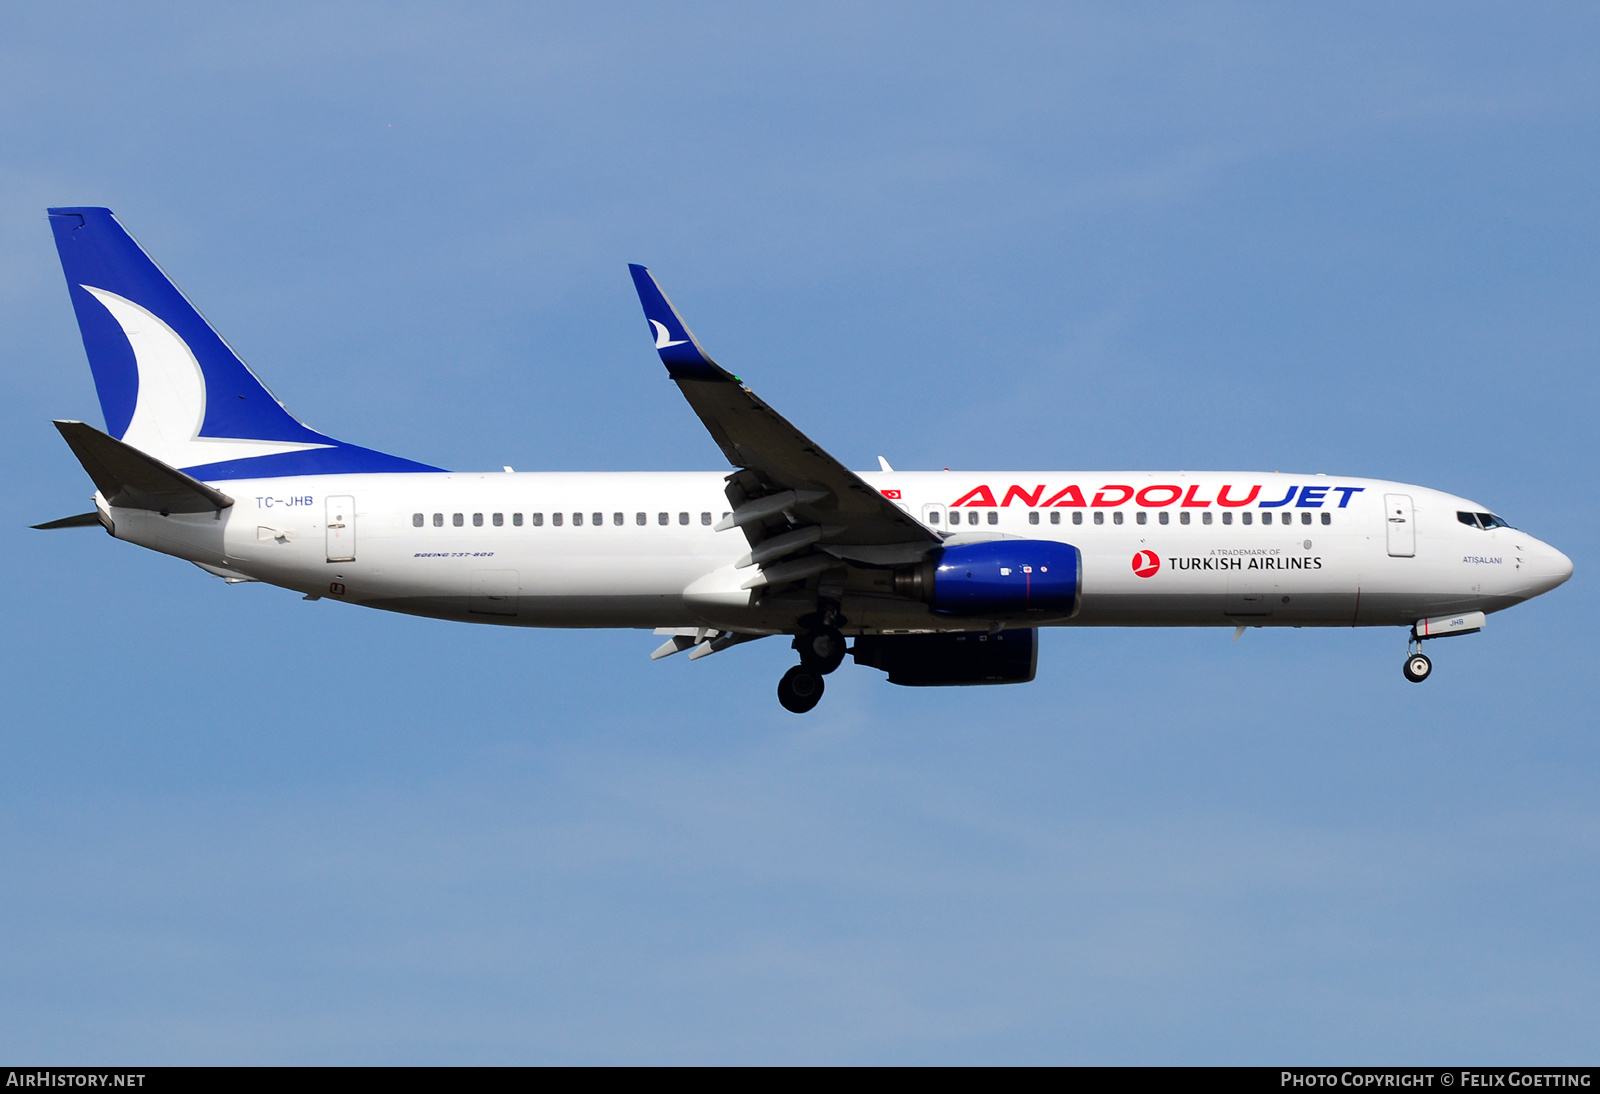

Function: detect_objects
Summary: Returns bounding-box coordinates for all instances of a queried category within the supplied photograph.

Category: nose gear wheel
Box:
[1403,652,1432,683]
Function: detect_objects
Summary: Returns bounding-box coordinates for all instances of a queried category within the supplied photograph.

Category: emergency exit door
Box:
[326,495,356,562]
[1384,494,1415,557]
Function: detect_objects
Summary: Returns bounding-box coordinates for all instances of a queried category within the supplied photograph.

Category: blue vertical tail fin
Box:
[47,207,441,479]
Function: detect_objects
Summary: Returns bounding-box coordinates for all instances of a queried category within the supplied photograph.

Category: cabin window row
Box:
[930,509,1334,527]
[412,511,720,528]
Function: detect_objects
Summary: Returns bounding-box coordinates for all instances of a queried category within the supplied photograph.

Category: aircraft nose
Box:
[1528,540,1574,595]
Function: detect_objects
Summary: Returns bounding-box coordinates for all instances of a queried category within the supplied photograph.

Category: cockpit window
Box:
[1458,511,1481,528]
[1477,512,1512,530]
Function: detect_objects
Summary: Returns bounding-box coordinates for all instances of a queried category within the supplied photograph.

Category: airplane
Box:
[34,206,1574,713]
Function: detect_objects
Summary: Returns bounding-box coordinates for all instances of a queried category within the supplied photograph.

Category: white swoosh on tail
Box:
[82,286,329,469]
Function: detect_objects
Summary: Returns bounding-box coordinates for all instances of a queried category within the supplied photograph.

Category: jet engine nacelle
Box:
[852,629,1038,686]
[894,540,1081,617]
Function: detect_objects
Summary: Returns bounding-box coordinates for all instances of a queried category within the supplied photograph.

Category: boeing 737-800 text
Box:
[35,208,1573,712]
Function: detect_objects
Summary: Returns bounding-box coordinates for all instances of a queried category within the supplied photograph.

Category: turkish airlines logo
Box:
[1132,551,1161,578]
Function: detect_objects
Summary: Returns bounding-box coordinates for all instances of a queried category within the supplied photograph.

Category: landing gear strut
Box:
[1403,635,1432,684]
[777,665,825,714]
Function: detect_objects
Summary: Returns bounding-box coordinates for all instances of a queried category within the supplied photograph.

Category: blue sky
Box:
[2,3,1597,1063]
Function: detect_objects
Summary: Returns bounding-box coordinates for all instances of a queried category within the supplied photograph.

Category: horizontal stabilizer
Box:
[53,420,233,514]
[31,511,102,530]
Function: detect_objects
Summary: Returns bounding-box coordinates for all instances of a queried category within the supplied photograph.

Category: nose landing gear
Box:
[1403,651,1432,683]
[1402,632,1433,683]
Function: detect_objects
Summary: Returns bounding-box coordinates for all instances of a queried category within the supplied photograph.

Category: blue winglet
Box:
[627,264,726,382]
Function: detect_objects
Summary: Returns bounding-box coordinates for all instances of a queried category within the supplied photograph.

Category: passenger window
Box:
[433,513,443,527]
[987,511,998,525]
[659,512,669,525]
[1072,511,1082,525]
[1136,512,1147,526]
[1300,512,1310,525]
[701,512,711,525]
[453,513,464,527]
[1028,511,1039,525]
[573,512,583,526]
[1113,511,1124,525]
[1222,512,1233,525]
[968,511,979,525]
[1202,511,1212,525]
[593,512,603,527]
[1050,511,1061,525]
[636,512,646,526]
[679,512,689,525]
[1093,511,1104,525]
[412,513,423,527]
[1179,512,1190,525]
[614,512,624,526]
[513,513,524,526]
[1280,513,1291,525]
[1320,512,1330,526]
[493,513,503,526]
[551,513,562,526]
[928,511,940,524]
[1160,511,1170,525]
[1242,512,1252,525]
[473,513,483,527]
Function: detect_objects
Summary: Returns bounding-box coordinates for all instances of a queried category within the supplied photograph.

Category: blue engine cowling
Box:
[929,540,1081,617]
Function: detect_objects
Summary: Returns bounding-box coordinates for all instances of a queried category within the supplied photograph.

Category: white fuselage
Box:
[101,470,1573,636]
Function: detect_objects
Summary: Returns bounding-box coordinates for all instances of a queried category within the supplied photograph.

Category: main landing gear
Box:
[1402,633,1433,684]
[778,619,847,714]
[778,665,825,714]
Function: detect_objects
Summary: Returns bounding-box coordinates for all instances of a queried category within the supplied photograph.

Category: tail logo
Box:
[650,319,688,349]
[80,286,329,471]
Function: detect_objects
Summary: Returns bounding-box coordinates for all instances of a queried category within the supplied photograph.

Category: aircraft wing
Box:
[628,265,938,570]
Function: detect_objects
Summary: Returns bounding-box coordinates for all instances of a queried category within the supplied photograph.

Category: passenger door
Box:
[1384,494,1415,558]
[325,495,355,562]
